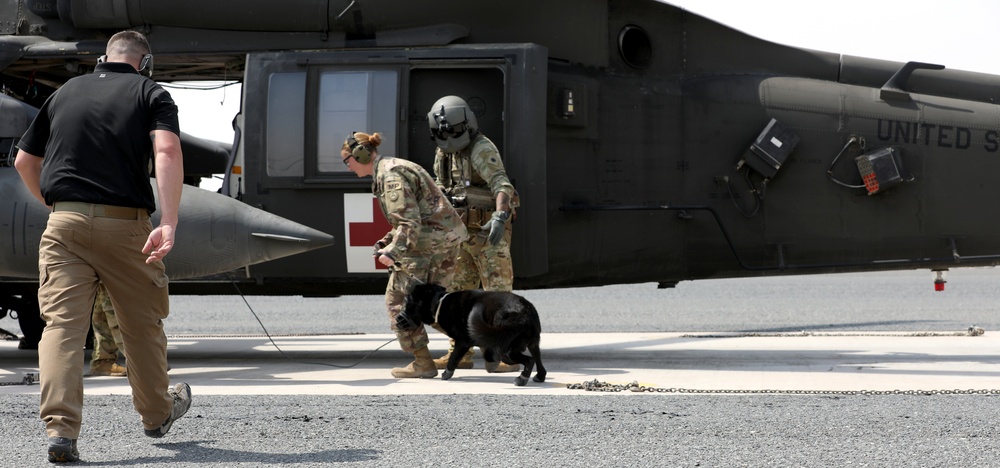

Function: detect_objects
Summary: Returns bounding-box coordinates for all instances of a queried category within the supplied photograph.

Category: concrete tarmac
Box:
[3,329,998,396]
[3,270,1000,466]
[3,330,1000,467]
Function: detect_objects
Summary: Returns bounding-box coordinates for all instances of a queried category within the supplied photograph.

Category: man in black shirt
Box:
[14,30,191,463]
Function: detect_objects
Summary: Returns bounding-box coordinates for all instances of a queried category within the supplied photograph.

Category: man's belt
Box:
[52,201,149,220]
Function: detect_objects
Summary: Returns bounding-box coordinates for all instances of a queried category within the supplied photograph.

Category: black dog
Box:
[398,283,546,386]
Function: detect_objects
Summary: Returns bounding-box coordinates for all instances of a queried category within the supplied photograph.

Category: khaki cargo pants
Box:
[37,209,173,438]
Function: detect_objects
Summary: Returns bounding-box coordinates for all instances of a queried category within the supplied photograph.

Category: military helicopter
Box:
[4,0,1000,345]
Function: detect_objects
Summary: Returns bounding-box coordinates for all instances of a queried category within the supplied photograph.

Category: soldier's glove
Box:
[486,210,510,246]
[374,240,387,256]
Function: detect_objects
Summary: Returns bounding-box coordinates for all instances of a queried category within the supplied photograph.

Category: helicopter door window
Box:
[316,70,398,173]
[266,71,306,177]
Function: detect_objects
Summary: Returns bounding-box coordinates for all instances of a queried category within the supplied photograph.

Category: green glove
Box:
[486,211,509,246]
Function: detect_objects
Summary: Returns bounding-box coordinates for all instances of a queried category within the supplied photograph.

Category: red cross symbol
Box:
[349,198,392,269]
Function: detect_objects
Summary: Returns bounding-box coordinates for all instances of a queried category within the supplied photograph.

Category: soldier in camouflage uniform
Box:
[343,131,468,378]
[427,95,520,373]
[89,283,127,376]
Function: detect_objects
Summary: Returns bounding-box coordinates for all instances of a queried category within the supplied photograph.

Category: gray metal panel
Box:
[0,0,19,34]
[505,44,549,278]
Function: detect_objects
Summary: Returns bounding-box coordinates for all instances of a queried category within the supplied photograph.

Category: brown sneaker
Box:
[485,361,521,373]
[88,361,127,377]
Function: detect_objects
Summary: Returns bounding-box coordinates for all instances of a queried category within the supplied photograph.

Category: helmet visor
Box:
[429,104,469,137]
[430,122,467,141]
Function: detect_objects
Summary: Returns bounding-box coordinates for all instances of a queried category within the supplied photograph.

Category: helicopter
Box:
[4,0,1000,345]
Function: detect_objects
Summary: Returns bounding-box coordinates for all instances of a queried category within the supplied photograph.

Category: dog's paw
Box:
[441,369,454,380]
[514,375,528,386]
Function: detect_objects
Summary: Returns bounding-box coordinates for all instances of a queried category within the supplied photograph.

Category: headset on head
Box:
[346,132,373,164]
[97,53,154,78]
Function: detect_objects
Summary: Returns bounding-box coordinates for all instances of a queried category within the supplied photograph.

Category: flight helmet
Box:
[427,95,478,153]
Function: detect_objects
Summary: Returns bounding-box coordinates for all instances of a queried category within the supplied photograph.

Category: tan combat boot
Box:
[391,347,438,378]
[485,361,521,373]
[433,339,474,369]
[88,360,127,376]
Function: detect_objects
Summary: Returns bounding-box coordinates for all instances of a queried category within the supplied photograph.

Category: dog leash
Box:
[390,262,425,285]
[376,242,426,285]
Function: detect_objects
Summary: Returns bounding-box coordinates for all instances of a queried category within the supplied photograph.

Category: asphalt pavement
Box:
[1,268,999,466]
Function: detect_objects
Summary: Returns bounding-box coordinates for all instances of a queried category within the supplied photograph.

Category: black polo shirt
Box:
[17,62,180,213]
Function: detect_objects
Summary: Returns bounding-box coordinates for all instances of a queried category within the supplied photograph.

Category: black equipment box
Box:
[744,118,800,178]
[855,147,906,195]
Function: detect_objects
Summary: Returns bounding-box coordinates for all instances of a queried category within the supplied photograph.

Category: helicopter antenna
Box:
[336,0,356,20]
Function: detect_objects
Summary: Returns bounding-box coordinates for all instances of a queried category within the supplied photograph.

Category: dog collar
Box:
[433,292,451,324]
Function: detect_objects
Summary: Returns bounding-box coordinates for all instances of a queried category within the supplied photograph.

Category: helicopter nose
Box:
[158,185,336,279]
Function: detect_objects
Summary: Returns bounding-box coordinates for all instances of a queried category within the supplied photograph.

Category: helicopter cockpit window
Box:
[317,70,398,173]
[266,71,306,177]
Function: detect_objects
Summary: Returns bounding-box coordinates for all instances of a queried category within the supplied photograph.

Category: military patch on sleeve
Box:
[385,178,403,203]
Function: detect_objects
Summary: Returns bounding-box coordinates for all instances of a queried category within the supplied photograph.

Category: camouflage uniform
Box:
[433,133,517,293]
[90,284,124,366]
[373,156,468,353]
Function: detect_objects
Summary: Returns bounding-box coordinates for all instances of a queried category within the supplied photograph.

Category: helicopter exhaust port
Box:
[933,269,948,291]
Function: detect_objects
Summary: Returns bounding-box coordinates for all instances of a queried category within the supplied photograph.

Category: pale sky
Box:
[168,81,241,144]
[171,0,1000,144]
[667,0,1000,75]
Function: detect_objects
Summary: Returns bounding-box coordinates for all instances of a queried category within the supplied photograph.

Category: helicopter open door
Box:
[234,44,547,295]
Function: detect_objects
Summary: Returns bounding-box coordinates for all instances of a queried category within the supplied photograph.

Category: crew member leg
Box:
[37,213,101,440]
[476,224,513,293]
[387,269,437,378]
[388,247,460,378]
[92,217,172,431]
[433,240,479,369]
[89,284,126,376]
[475,224,519,373]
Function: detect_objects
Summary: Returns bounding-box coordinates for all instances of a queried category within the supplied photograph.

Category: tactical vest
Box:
[436,135,519,229]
